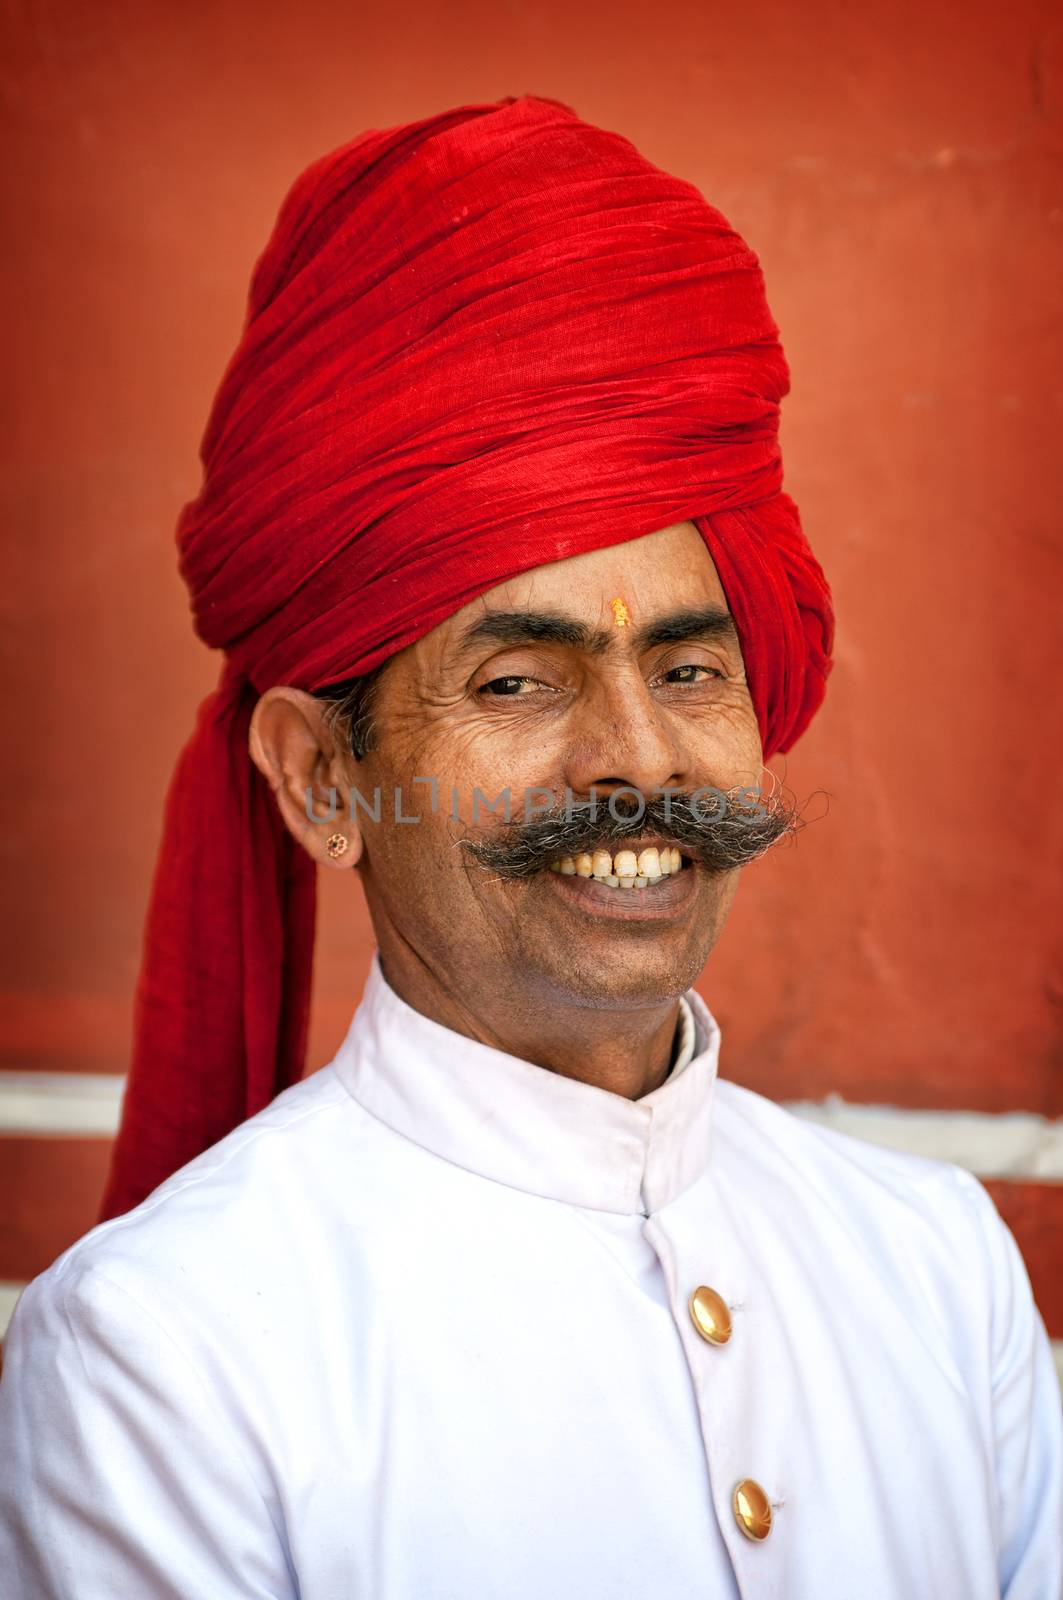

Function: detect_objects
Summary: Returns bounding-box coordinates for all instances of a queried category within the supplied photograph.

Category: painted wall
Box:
[2,0,1060,1332]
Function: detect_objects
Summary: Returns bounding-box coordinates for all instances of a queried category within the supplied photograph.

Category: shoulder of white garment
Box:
[0,1067,362,1595]
[712,1069,1042,1336]
[0,1222,301,1595]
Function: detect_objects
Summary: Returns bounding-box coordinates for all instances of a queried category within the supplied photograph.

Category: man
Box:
[1,95,1059,1599]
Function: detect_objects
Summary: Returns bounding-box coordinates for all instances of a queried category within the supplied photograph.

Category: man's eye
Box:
[479,675,541,697]
[662,664,722,684]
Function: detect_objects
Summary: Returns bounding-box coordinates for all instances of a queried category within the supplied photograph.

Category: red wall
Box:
[2,0,1060,1320]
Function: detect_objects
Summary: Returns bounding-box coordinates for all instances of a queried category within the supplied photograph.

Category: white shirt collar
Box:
[332,954,721,1216]
[667,992,698,1079]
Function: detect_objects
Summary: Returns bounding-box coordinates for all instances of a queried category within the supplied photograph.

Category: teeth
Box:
[548,845,687,890]
[638,847,661,880]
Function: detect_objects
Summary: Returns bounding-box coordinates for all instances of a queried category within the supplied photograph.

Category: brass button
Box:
[688,1285,732,1345]
[732,1478,772,1541]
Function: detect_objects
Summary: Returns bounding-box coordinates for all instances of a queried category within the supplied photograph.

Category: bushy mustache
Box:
[459,786,801,880]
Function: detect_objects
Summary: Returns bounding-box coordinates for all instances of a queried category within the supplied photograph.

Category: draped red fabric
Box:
[97,94,833,1222]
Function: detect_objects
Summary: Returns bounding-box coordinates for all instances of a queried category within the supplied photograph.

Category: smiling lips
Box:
[548,845,686,891]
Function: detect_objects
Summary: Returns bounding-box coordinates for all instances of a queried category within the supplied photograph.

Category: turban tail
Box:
[98,95,833,1221]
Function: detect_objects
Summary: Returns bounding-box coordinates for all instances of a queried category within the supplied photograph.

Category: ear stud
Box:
[325,833,349,860]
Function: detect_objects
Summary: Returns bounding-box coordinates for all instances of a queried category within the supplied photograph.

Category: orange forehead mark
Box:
[610,597,631,627]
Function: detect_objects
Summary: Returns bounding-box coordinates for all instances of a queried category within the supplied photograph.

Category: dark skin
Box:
[249,521,764,1100]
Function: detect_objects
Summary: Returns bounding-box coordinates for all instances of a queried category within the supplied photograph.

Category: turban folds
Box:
[98,94,833,1220]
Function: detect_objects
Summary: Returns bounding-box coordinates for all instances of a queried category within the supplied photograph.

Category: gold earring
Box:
[325,833,349,860]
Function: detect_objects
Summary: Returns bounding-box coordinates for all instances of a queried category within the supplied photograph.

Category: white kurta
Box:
[1,955,1060,1599]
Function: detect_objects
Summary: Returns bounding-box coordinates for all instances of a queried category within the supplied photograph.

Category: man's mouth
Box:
[547,844,689,891]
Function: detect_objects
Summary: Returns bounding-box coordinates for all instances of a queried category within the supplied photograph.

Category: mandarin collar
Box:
[331,954,721,1216]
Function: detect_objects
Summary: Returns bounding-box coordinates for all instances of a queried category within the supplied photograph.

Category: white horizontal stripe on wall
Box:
[783,1094,1063,1180]
[2,1073,1062,1180]
[0,1072,125,1134]
[1,1282,26,1338]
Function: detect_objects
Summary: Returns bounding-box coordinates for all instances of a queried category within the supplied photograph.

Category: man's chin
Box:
[517,938,716,1012]
[512,877,724,1010]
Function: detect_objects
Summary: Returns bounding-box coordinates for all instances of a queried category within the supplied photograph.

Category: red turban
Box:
[98,94,833,1221]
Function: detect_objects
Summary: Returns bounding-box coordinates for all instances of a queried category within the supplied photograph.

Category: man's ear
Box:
[248,686,364,868]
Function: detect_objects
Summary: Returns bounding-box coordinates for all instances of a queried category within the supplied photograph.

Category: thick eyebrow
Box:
[632,605,740,652]
[456,610,613,654]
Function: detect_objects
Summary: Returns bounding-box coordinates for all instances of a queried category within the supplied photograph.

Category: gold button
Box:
[688,1285,733,1345]
[732,1478,772,1541]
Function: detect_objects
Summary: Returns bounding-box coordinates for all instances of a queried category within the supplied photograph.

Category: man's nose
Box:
[561,666,687,801]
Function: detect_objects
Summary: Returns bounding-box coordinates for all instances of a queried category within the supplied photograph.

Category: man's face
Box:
[350,521,763,1013]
